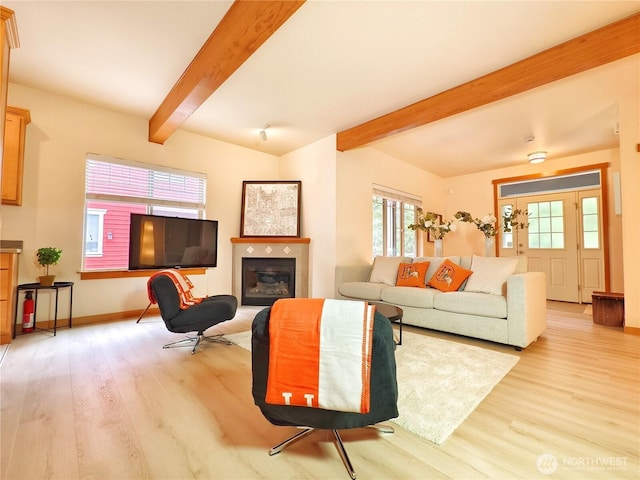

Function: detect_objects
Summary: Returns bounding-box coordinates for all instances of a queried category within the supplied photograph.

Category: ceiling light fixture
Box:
[259,124,270,142]
[527,151,547,164]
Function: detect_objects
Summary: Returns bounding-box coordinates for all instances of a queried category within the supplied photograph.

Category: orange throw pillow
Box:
[396,262,430,288]
[427,259,472,292]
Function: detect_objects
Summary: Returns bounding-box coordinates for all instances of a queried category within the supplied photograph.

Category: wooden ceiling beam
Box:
[337,12,640,152]
[149,0,305,144]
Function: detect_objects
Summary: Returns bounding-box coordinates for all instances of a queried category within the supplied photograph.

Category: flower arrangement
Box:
[454,211,498,238]
[503,208,529,233]
[408,208,457,240]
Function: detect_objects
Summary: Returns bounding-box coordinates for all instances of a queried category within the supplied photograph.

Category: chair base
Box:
[268,424,394,480]
[163,333,232,354]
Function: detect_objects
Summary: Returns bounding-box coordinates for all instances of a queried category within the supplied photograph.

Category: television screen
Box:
[128,214,218,270]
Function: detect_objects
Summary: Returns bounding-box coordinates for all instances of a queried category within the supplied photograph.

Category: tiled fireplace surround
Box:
[231,237,310,305]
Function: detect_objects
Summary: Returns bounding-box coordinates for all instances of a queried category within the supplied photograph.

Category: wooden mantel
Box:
[231,237,310,244]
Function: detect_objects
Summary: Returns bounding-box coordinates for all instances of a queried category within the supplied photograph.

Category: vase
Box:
[484,236,496,257]
[434,239,443,257]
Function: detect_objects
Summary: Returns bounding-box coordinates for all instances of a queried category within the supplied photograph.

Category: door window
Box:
[527,200,565,249]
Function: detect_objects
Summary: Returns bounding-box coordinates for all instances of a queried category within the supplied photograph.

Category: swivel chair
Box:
[148,270,238,354]
[251,298,398,479]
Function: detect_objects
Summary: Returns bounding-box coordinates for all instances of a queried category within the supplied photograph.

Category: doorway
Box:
[494,166,608,304]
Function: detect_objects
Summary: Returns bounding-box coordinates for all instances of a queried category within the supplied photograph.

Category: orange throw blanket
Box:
[147,269,203,309]
[265,298,375,414]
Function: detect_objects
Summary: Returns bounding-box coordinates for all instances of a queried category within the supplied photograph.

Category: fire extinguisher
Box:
[22,290,34,333]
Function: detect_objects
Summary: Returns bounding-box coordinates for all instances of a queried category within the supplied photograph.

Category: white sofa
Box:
[335,255,546,349]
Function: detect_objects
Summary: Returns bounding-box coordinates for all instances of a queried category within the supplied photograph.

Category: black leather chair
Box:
[251,302,398,479]
[148,272,237,354]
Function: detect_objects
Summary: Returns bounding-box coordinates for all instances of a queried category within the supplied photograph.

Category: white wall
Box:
[2,84,279,318]
[280,135,337,298]
[336,147,443,266]
[618,57,640,330]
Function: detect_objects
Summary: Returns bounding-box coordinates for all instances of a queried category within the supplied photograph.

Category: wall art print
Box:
[240,181,301,237]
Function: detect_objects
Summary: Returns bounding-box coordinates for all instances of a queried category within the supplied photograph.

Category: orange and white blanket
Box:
[265,298,375,414]
[147,269,203,309]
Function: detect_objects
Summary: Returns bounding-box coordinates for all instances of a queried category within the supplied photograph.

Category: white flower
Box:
[449,223,458,232]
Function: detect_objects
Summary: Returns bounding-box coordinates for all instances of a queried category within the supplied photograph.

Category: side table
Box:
[13,282,74,338]
[371,302,403,346]
[592,291,624,327]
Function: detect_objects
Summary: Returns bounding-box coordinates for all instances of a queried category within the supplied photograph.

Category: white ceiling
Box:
[5,1,640,177]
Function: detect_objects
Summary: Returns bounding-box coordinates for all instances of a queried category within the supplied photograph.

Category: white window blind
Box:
[372,184,422,207]
[85,154,206,210]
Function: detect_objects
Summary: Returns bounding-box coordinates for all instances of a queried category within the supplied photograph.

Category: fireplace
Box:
[242,258,295,306]
[231,237,310,306]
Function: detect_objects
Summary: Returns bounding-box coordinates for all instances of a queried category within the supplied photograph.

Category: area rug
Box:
[225,329,519,445]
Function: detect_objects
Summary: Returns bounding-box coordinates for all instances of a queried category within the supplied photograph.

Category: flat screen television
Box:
[128,213,218,270]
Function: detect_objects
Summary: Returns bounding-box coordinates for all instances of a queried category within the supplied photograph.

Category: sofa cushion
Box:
[433,291,508,319]
[427,259,473,292]
[464,255,519,296]
[369,256,412,285]
[413,256,461,280]
[396,262,429,288]
[338,282,387,301]
[380,286,441,309]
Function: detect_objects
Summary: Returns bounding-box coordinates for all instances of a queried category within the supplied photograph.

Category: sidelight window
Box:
[582,197,600,249]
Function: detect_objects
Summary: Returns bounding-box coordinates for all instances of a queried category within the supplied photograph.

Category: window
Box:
[582,197,600,249]
[528,200,565,249]
[499,170,600,197]
[85,208,107,256]
[83,154,206,271]
[372,185,421,258]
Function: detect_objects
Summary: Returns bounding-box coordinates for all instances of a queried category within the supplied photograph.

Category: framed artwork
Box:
[240,181,302,237]
[427,213,442,242]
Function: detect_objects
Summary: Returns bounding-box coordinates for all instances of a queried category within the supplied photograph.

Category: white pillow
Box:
[464,255,520,296]
[369,256,408,285]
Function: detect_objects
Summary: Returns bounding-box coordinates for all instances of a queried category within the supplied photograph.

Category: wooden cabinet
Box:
[0,252,19,344]
[1,7,19,204]
[2,106,30,205]
[592,291,625,327]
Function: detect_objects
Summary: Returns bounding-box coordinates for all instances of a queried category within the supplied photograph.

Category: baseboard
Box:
[22,306,161,332]
[623,325,640,336]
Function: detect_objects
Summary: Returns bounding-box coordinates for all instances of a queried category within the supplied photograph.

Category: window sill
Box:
[80,268,206,280]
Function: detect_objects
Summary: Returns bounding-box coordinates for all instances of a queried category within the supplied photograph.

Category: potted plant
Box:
[36,247,62,286]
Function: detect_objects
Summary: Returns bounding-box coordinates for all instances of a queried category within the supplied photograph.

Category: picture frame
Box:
[240,181,301,237]
[427,213,442,242]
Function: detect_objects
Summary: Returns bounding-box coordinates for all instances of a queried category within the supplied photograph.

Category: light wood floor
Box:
[1,304,638,480]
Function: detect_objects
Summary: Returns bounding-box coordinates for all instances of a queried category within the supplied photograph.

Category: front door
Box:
[499,192,580,302]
